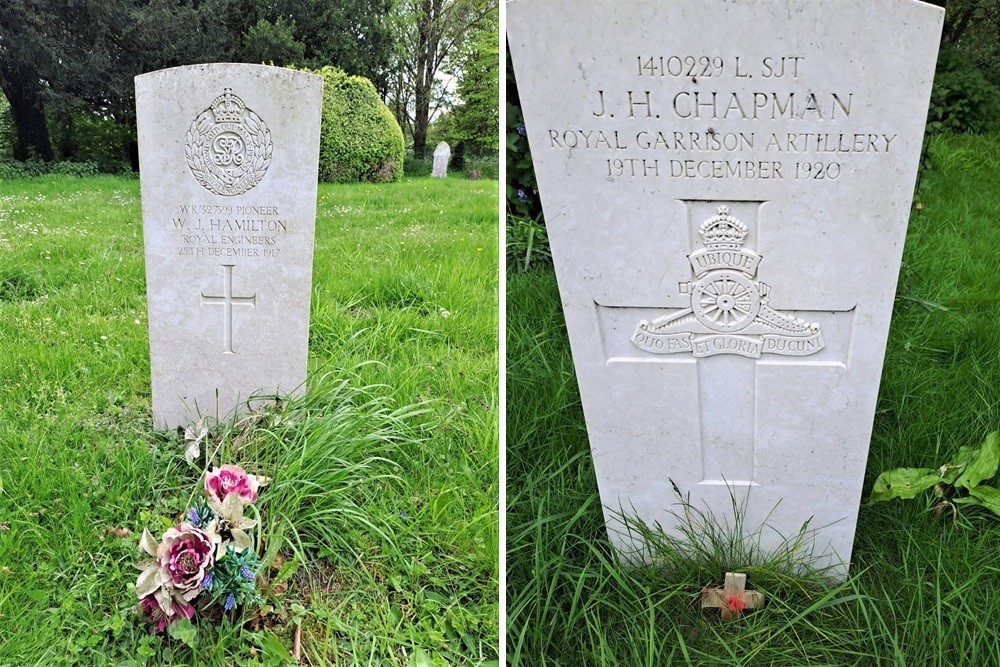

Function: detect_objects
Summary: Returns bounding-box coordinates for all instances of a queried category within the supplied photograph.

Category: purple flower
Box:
[140,594,195,634]
[516,125,526,136]
[240,566,254,580]
[517,190,528,202]
[224,593,237,611]
[205,464,260,505]
[187,508,200,524]
[202,572,214,590]
[156,523,216,595]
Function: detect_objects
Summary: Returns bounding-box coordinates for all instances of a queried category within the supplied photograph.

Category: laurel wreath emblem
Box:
[184,93,272,197]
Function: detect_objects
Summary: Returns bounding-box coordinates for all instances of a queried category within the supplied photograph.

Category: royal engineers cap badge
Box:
[184,88,272,196]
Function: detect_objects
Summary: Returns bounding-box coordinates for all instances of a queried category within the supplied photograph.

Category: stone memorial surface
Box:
[509,0,943,572]
[432,142,451,177]
[136,64,323,429]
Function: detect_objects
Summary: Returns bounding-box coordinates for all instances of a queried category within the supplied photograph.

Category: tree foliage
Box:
[449,9,499,152]
[240,17,306,67]
[0,0,231,161]
[0,0,395,164]
[386,0,497,158]
[223,0,394,91]
[926,0,1000,87]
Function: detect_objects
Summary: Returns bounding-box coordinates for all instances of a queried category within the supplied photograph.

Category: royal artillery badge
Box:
[631,205,825,359]
[185,88,273,196]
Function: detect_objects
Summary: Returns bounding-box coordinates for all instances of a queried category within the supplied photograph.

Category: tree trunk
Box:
[412,77,431,158]
[1,74,54,162]
[412,0,441,159]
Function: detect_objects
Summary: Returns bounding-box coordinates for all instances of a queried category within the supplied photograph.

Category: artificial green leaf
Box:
[139,528,159,557]
[955,432,1000,489]
[967,486,1000,516]
[870,468,941,501]
[135,565,160,599]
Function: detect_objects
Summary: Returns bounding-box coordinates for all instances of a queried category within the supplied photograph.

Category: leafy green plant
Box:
[926,46,1000,135]
[506,214,550,272]
[871,431,1000,520]
[506,47,540,221]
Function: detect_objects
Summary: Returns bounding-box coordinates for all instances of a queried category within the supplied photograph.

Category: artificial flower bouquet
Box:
[135,464,270,633]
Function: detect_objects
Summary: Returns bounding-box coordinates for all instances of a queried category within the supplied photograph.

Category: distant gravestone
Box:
[431,142,450,177]
[135,64,323,429]
[509,0,943,574]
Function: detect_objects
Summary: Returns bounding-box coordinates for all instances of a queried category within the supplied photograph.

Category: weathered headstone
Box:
[432,142,450,177]
[509,0,943,574]
[135,64,323,429]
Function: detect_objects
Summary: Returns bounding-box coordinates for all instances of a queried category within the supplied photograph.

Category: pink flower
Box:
[139,594,195,634]
[156,523,216,598]
[205,464,260,505]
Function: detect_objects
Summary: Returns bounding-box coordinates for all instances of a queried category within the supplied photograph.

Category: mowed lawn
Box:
[0,175,498,665]
[507,133,1000,665]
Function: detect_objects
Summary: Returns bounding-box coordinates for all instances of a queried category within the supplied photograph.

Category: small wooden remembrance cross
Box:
[701,572,763,621]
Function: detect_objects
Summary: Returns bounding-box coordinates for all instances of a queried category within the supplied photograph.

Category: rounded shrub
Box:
[307,66,404,183]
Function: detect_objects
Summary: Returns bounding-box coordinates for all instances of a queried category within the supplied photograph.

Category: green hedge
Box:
[0,160,104,179]
[304,66,404,183]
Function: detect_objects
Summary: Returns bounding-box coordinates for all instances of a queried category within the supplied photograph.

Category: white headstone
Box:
[135,64,323,429]
[432,141,450,177]
[509,0,943,574]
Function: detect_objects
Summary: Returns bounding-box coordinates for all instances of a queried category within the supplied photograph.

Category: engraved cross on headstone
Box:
[598,200,854,485]
[201,264,256,354]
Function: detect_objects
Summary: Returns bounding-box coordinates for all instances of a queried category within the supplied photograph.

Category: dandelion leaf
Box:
[870,468,940,501]
[955,432,1000,489]
[967,486,1000,516]
[939,445,978,483]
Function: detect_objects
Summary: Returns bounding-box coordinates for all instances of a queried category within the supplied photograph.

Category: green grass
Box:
[506,132,1000,666]
[0,175,498,666]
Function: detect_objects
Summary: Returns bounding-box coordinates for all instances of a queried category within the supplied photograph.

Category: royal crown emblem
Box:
[699,205,748,247]
[185,89,272,196]
[631,206,825,359]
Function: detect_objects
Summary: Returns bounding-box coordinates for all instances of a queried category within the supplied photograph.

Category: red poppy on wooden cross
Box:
[701,572,764,621]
